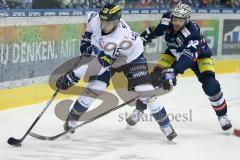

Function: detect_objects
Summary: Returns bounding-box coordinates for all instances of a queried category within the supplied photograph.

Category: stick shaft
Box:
[20,89,60,142]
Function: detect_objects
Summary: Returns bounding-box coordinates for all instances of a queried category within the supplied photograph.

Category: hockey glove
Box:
[140,26,156,46]
[56,70,80,90]
[150,66,163,88]
[80,31,93,57]
[160,68,177,90]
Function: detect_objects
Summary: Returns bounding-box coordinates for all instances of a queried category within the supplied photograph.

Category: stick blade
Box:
[7,137,22,147]
[29,132,62,141]
[29,132,50,140]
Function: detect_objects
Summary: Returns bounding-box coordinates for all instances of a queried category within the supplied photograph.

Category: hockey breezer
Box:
[29,97,137,141]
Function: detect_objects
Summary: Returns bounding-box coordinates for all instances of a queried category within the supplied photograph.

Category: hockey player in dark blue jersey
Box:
[126,3,232,131]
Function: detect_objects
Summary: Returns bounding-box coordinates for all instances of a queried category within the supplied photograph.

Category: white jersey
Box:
[87,11,144,68]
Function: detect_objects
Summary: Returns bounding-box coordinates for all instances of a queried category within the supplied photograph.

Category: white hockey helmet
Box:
[172,3,192,23]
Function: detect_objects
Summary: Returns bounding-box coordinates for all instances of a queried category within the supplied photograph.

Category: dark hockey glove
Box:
[150,66,163,88]
[80,31,93,57]
[160,68,177,90]
[140,26,156,46]
[56,70,80,90]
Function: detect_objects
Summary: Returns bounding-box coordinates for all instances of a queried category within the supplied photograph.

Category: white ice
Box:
[0,73,240,160]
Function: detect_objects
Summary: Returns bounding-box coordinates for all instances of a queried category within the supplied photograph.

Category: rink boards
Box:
[0,10,240,110]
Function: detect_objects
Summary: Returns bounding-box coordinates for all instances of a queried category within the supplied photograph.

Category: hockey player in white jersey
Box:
[56,3,177,141]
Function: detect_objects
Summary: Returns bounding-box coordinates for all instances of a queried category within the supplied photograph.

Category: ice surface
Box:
[0,73,240,160]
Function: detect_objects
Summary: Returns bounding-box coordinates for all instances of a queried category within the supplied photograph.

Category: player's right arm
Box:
[140,12,171,46]
[56,12,99,90]
[80,12,98,57]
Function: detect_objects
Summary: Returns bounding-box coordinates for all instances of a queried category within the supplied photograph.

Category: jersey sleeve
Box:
[173,33,201,74]
[126,31,144,62]
[154,12,171,37]
[86,12,98,33]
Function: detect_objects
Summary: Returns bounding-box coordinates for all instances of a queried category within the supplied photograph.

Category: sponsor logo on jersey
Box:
[181,27,191,38]
[109,6,121,14]
[132,71,147,78]
[101,56,113,64]
[166,42,181,48]
[130,65,147,72]
[182,49,194,58]
[176,37,183,45]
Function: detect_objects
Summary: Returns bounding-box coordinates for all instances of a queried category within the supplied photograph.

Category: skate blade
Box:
[168,139,178,145]
[125,125,134,130]
[64,133,71,139]
[221,129,232,135]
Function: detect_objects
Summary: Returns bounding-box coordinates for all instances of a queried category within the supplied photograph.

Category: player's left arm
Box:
[140,12,171,46]
[156,36,200,90]
[173,35,200,74]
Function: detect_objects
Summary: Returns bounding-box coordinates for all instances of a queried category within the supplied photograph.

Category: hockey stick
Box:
[28,80,173,141]
[7,56,84,147]
[7,88,60,147]
[29,97,137,141]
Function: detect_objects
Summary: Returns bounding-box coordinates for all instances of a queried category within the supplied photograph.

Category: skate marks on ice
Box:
[227,96,240,108]
[1,129,171,160]
[2,126,239,160]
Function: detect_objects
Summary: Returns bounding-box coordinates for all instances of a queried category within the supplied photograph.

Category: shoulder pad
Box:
[182,21,201,38]
[88,11,98,23]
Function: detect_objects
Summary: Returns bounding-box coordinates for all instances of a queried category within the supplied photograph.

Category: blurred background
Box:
[0,0,239,9]
[0,0,239,115]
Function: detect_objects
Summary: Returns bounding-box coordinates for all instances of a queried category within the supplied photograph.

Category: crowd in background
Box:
[126,0,240,8]
[0,0,240,9]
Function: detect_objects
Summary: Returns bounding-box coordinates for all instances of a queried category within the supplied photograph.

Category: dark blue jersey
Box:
[154,11,213,74]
